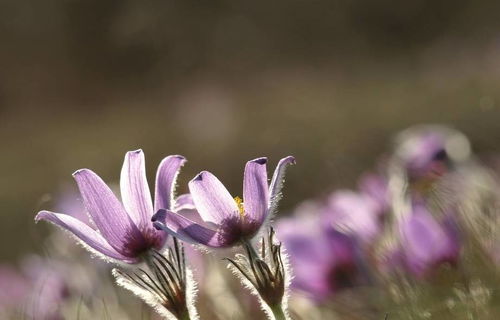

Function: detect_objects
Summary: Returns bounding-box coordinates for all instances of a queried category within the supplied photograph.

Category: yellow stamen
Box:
[234,196,245,217]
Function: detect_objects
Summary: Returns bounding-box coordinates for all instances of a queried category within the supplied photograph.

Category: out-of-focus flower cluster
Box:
[1,124,498,319]
[277,125,499,319]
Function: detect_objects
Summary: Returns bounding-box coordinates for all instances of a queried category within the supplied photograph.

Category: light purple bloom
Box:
[276,209,359,301]
[35,150,186,264]
[153,156,295,248]
[21,257,70,320]
[322,190,382,244]
[0,258,69,320]
[0,266,30,313]
[394,125,471,181]
[54,189,94,227]
[399,132,447,178]
[358,173,389,213]
[398,202,460,277]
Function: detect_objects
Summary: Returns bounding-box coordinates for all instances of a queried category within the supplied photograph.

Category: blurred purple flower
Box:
[276,210,360,301]
[322,190,382,244]
[22,257,70,320]
[153,156,295,248]
[395,125,471,182]
[0,266,30,313]
[400,132,447,179]
[0,258,69,320]
[53,188,95,228]
[398,202,460,277]
[36,150,186,264]
[358,173,389,213]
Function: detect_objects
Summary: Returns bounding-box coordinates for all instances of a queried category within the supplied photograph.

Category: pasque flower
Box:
[153,156,295,248]
[0,257,70,320]
[395,201,460,277]
[226,227,291,320]
[276,207,360,301]
[35,150,186,264]
[394,125,471,182]
[322,190,383,244]
[113,238,198,320]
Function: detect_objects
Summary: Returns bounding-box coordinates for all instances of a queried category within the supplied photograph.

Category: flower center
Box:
[234,196,245,218]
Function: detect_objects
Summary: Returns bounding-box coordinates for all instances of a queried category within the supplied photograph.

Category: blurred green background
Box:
[1,0,500,262]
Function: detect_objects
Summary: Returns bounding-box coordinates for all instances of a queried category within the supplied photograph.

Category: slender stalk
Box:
[178,311,191,320]
[270,304,287,320]
[143,252,191,320]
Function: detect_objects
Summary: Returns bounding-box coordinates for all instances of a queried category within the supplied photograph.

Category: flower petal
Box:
[152,209,227,247]
[243,157,269,224]
[35,211,136,263]
[268,156,295,213]
[174,193,196,211]
[154,155,186,211]
[324,190,380,243]
[120,150,154,231]
[401,204,456,275]
[73,169,145,254]
[188,171,238,224]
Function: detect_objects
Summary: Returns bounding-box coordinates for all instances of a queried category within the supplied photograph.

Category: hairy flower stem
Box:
[232,233,289,320]
[178,312,191,320]
[270,305,287,320]
[143,252,191,320]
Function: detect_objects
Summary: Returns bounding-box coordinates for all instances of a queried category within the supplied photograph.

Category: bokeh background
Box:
[1,0,500,263]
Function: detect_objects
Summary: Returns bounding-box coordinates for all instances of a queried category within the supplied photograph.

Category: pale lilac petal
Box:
[73,169,145,254]
[403,133,446,175]
[358,173,389,214]
[120,150,154,231]
[35,211,136,263]
[54,190,95,228]
[0,266,30,309]
[268,156,295,212]
[174,193,196,211]
[401,204,457,275]
[154,155,186,211]
[277,216,356,299]
[243,157,269,223]
[173,194,204,224]
[175,208,207,225]
[324,190,380,243]
[188,171,239,224]
[152,209,227,247]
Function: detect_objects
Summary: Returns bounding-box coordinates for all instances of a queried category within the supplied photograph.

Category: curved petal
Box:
[73,169,145,255]
[35,211,136,263]
[324,191,380,243]
[154,155,186,211]
[120,150,154,231]
[268,156,295,213]
[174,193,196,211]
[188,171,238,224]
[152,209,227,247]
[401,204,453,275]
[243,157,269,224]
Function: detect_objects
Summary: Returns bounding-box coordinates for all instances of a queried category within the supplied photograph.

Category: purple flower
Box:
[0,265,30,313]
[35,150,186,264]
[0,258,70,320]
[394,125,471,181]
[276,209,359,301]
[21,257,70,320]
[358,173,389,213]
[153,156,295,248]
[322,190,382,244]
[398,202,460,277]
